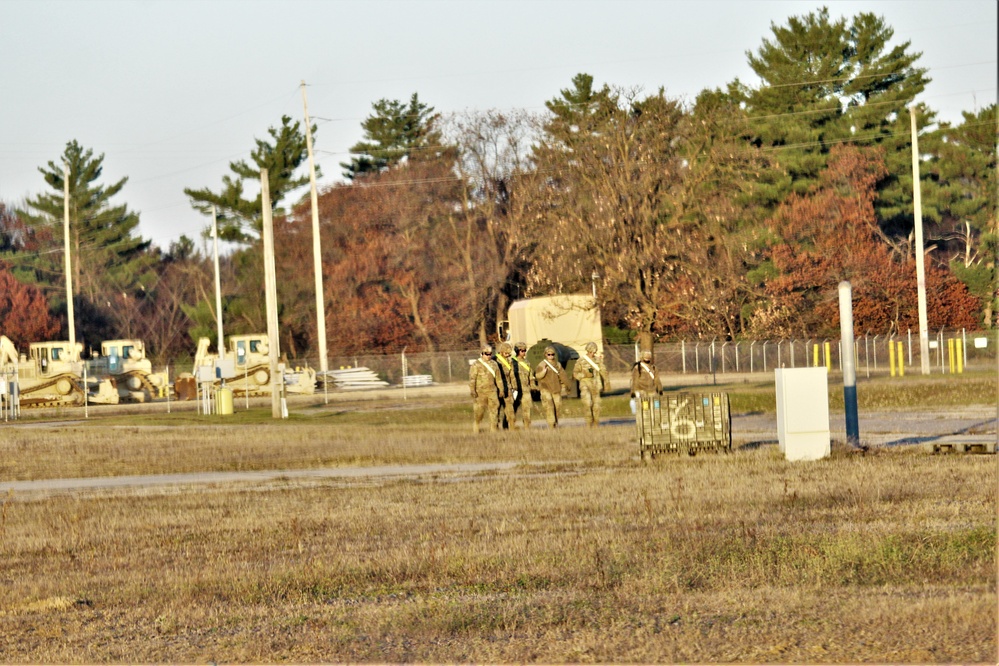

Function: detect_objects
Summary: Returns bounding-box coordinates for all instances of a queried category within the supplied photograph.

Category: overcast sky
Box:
[1,0,995,250]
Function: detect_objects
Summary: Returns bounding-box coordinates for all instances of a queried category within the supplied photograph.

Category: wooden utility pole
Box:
[63,163,76,359]
[301,80,329,377]
[910,107,930,375]
[260,170,283,418]
[211,205,225,355]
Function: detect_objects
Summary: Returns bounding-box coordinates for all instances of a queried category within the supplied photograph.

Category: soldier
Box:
[534,345,570,429]
[573,341,610,426]
[469,344,503,433]
[512,342,536,428]
[630,349,663,401]
[495,342,516,429]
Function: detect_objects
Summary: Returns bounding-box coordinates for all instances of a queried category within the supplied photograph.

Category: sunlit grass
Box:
[0,372,994,662]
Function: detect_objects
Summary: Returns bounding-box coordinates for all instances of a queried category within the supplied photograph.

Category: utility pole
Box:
[301,81,328,378]
[909,107,930,375]
[211,205,225,355]
[63,163,76,359]
[260,169,283,419]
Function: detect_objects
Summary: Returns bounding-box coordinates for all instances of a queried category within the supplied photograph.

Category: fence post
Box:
[938,329,945,373]
[734,342,740,372]
[889,337,897,377]
[962,328,967,369]
[681,340,686,374]
[864,334,870,378]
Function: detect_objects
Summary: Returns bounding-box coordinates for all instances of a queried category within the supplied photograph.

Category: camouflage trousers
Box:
[513,393,532,428]
[499,396,516,429]
[472,393,500,433]
[579,380,602,426]
[539,389,562,429]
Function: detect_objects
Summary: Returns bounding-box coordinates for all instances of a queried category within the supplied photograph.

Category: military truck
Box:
[499,294,604,397]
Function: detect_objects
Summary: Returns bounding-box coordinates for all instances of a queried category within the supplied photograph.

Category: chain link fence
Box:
[152,329,994,388]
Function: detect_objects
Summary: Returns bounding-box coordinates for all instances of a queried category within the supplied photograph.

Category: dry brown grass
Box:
[0,387,996,663]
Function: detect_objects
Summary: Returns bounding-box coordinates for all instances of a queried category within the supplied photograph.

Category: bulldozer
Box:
[93,339,170,403]
[179,333,316,398]
[0,335,119,408]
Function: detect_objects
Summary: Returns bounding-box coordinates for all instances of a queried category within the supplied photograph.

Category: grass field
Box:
[0,373,995,663]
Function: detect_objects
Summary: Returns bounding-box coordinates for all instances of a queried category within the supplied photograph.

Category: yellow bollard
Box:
[897,341,904,377]
[888,341,896,377]
[956,338,964,373]
[824,341,831,371]
[813,343,820,367]
[948,338,955,374]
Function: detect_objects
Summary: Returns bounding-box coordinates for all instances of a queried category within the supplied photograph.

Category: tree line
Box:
[0,8,994,361]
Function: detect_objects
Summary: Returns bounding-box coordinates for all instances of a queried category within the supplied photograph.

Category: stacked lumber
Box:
[402,374,433,387]
[328,367,390,390]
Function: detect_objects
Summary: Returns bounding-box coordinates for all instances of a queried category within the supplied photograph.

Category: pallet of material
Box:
[402,374,434,387]
[329,367,390,390]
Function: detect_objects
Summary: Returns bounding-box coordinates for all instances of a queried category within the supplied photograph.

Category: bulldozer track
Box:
[17,373,85,408]
[114,370,159,401]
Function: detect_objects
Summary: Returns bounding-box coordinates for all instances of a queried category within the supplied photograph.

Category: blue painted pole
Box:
[838,281,860,447]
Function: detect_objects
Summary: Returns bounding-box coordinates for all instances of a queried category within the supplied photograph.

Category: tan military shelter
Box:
[505,294,603,357]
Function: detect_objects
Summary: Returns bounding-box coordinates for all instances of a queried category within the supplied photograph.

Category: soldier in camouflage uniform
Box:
[469,344,503,433]
[630,349,663,399]
[572,341,610,426]
[495,342,516,429]
[534,345,570,429]
[512,341,536,428]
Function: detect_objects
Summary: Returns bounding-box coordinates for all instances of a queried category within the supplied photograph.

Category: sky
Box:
[1,0,995,251]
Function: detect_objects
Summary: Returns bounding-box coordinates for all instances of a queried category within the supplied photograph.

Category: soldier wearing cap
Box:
[573,341,610,426]
[512,342,536,428]
[534,345,570,428]
[495,342,516,429]
[631,349,663,400]
[469,344,503,433]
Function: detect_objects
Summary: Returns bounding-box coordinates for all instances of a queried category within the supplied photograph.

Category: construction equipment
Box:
[180,333,316,398]
[92,339,169,402]
[0,335,119,408]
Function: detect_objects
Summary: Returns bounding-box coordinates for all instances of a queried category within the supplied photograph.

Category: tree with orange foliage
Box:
[310,156,470,356]
[753,145,978,337]
[0,262,61,347]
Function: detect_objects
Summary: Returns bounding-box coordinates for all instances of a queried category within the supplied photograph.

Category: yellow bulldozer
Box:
[93,339,170,403]
[0,335,119,408]
[176,333,316,398]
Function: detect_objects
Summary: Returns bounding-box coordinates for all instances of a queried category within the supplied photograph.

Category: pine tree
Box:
[18,140,153,343]
[184,115,315,244]
[341,93,442,179]
[728,8,929,231]
[922,104,998,327]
